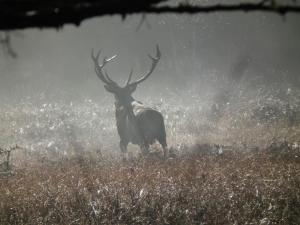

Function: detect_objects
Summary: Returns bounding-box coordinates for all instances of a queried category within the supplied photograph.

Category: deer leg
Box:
[162,146,168,159]
[120,140,128,161]
[158,138,168,158]
[120,140,128,154]
[140,142,149,155]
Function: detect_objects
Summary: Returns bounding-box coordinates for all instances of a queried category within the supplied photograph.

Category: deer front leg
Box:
[119,140,128,160]
[119,140,128,153]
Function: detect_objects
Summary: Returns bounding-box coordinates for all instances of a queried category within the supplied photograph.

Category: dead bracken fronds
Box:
[0,146,299,225]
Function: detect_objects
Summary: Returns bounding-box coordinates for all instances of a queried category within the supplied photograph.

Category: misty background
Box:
[0,12,299,154]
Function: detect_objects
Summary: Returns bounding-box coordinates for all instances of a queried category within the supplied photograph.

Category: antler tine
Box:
[148,44,161,61]
[91,48,101,61]
[91,49,109,84]
[130,45,161,86]
[125,68,133,86]
[104,70,118,86]
[106,54,117,62]
[91,49,118,86]
[103,55,119,86]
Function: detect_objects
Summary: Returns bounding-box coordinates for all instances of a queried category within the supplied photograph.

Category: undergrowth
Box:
[0,145,299,225]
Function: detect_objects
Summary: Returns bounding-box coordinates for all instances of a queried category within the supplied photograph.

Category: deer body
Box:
[116,101,167,153]
[91,46,167,156]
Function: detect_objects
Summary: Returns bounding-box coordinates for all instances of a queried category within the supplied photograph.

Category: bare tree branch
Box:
[0,0,299,30]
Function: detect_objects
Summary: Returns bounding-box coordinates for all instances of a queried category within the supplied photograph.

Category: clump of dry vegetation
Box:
[1,145,299,225]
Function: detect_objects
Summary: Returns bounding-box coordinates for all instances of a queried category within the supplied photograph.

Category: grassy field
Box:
[0,84,299,224]
[0,144,299,225]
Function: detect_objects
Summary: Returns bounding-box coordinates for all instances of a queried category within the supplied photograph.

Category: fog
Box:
[1,12,299,154]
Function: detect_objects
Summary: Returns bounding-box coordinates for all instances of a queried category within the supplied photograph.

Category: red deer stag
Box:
[91,45,167,157]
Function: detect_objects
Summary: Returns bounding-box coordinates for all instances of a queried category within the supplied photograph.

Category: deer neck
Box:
[115,99,136,118]
[115,99,139,137]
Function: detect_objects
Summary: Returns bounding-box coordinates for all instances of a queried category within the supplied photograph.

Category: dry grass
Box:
[1,145,299,225]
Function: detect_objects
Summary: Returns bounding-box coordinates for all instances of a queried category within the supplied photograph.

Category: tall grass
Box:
[1,145,299,225]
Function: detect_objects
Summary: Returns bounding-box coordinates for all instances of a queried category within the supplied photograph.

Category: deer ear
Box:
[128,83,137,93]
[104,85,115,93]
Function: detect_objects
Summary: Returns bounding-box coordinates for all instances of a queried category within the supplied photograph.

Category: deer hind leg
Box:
[158,137,168,158]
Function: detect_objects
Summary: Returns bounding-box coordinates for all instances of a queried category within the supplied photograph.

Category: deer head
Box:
[91,45,161,108]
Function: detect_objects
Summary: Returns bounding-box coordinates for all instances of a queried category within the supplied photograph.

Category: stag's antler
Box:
[125,68,133,86]
[127,45,161,87]
[91,49,118,87]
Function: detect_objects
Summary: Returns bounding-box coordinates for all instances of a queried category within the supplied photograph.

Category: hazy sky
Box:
[0,12,299,101]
